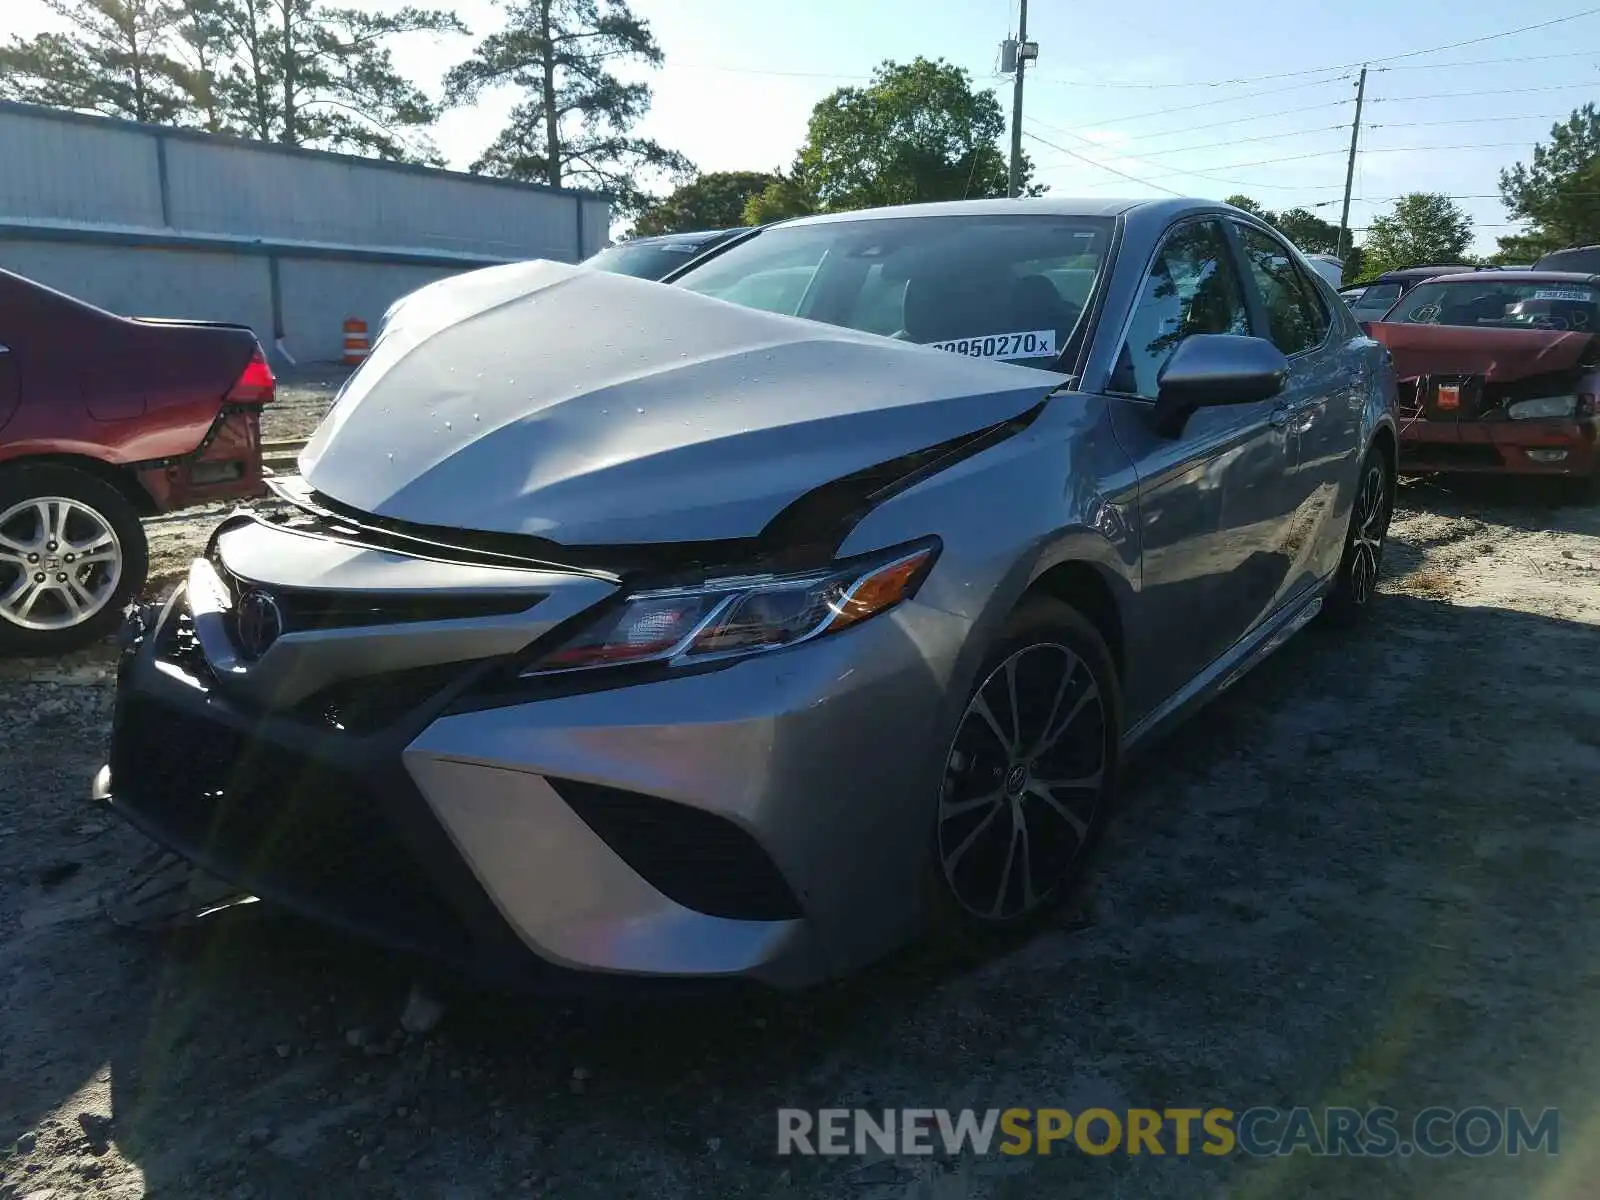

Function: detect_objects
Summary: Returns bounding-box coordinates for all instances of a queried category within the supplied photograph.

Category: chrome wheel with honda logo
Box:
[0,464,147,655]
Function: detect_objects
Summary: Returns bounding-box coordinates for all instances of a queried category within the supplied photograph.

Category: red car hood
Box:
[1368,322,1600,381]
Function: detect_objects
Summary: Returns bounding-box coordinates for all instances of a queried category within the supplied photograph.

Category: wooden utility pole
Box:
[1008,0,1029,198]
[1337,66,1368,261]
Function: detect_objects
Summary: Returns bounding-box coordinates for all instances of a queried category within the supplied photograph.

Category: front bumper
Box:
[99,578,960,990]
[1399,415,1599,476]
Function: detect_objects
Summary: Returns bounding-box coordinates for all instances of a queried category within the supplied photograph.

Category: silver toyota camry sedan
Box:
[97,197,1398,990]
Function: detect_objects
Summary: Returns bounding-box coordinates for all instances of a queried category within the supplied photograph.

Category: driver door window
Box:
[1111,219,1251,399]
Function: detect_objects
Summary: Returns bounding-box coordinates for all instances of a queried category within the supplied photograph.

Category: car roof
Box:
[1408,269,1600,286]
[778,196,1199,227]
[1375,265,1480,281]
[625,227,748,247]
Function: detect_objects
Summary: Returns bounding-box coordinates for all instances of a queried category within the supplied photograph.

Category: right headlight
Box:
[1507,395,1578,419]
[522,540,940,676]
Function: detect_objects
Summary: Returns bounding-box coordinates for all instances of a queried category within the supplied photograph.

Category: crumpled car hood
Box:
[1368,322,1600,381]
[300,259,1065,545]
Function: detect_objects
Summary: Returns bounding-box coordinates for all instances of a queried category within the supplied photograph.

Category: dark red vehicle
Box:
[0,267,275,654]
[1365,270,1599,491]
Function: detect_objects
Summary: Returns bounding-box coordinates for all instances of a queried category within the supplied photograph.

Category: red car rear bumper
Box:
[135,407,266,511]
[1399,416,1599,476]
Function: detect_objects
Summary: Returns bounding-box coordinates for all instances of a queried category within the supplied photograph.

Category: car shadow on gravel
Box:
[1398,471,1600,534]
[6,582,1600,1198]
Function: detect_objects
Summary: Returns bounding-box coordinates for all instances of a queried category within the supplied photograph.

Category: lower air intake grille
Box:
[548,779,803,922]
[110,697,470,958]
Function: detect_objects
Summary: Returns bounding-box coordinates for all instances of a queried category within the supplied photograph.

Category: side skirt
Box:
[1121,576,1333,760]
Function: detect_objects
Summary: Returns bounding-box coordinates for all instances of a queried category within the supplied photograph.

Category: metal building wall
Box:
[0,102,610,361]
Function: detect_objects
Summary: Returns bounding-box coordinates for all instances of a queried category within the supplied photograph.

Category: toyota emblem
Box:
[235,589,285,660]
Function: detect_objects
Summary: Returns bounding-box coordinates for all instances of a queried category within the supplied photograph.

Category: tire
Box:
[0,464,149,656]
[925,596,1122,942]
[1322,445,1394,628]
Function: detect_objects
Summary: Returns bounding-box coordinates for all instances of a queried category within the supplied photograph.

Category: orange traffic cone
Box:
[342,317,369,365]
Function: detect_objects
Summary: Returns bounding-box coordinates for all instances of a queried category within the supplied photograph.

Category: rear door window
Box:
[1234,224,1331,355]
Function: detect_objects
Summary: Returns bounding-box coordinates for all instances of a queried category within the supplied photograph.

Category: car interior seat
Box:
[898,268,1011,343]
[1009,274,1075,340]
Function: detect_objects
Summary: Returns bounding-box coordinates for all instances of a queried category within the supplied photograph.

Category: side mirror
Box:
[1152,334,1289,438]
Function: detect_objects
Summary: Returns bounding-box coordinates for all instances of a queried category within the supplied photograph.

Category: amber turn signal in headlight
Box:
[526,541,939,674]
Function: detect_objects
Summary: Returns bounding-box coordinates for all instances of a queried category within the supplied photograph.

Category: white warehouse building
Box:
[0,101,610,363]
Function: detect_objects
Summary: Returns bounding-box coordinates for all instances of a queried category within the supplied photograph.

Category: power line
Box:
[1036,137,1552,191]
[1038,121,1350,163]
[1091,98,1358,146]
[1374,81,1600,102]
[1025,117,1344,189]
[1035,50,1599,90]
[1370,114,1576,128]
[1019,129,1186,195]
[1377,49,1600,71]
[1142,142,1541,179]
[1028,7,1600,90]
[1368,6,1600,64]
[1087,74,1352,127]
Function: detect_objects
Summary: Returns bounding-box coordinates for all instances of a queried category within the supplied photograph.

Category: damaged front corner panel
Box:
[757,398,1049,565]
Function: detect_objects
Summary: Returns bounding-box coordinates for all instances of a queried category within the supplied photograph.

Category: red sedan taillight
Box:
[226,345,276,405]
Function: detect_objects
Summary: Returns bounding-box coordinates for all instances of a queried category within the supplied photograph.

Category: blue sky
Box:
[8,0,1600,253]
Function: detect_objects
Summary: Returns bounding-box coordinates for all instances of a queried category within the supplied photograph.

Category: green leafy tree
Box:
[744,172,817,224]
[1486,233,1550,266]
[446,0,692,214]
[1274,207,1342,255]
[1498,104,1600,257]
[0,0,460,159]
[168,0,233,131]
[1361,193,1473,276]
[1223,194,1274,221]
[1222,196,1343,255]
[202,0,463,160]
[0,0,188,123]
[631,171,776,236]
[795,57,1039,212]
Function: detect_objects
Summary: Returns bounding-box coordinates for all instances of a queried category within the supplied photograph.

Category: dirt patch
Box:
[2,467,1599,1199]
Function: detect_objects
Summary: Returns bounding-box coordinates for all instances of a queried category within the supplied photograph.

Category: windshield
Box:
[1349,283,1402,318]
[1386,280,1600,331]
[585,239,713,280]
[672,214,1115,368]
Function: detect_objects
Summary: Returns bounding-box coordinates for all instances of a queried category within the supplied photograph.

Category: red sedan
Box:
[1366,270,1599,493]
[0,267,275,654]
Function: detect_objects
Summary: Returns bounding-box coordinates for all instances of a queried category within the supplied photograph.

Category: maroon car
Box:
[1365,270,1599,490]
[0,267,275,654]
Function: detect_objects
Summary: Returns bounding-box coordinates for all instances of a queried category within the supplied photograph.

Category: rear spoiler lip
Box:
[132,316,258,334]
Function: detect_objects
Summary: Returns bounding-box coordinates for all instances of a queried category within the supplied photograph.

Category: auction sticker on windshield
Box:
[927,329,1057,360]
[1533,288,1594,302]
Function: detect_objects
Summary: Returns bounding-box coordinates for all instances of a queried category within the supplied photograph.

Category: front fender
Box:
[836,393,1136,757]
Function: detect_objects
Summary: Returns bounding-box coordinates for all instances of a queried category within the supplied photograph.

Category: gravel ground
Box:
[2,378,1599,1198]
